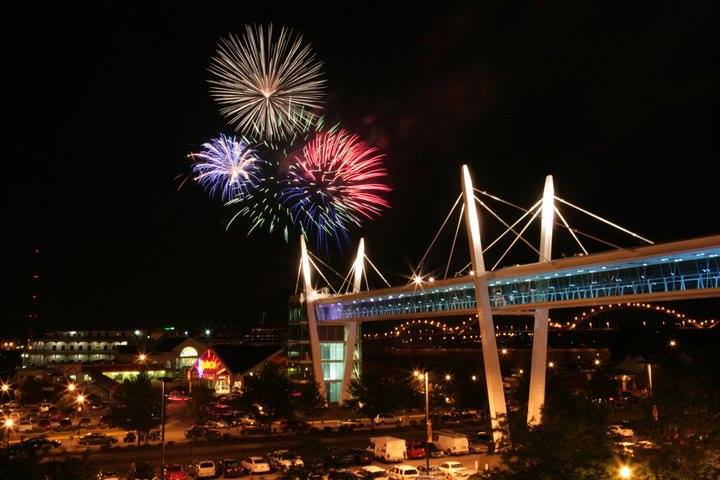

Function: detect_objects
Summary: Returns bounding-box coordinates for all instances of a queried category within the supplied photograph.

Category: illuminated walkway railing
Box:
[314,244,720,322]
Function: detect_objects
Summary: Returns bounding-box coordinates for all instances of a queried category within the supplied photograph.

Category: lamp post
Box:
[414,371,432,471]
[160,376,172,475]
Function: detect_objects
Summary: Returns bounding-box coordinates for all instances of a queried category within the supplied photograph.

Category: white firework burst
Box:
[208,24,326,142]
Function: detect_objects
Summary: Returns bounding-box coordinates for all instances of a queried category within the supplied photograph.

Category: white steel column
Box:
[461,165,507,446]
[300,236,327,400]
[340,238,364,403]
[527,175,555,426]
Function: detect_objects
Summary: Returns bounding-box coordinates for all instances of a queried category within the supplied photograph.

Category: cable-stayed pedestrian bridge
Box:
[292,165,720,444]
[313,235,720,323]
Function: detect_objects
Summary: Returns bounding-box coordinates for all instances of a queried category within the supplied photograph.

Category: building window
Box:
[320,343,344,361]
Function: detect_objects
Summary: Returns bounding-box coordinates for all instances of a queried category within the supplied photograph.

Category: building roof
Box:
[148,337,206,355]
[211,344,284,375]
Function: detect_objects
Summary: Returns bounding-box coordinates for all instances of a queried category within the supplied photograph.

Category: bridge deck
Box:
[314,235,720,323]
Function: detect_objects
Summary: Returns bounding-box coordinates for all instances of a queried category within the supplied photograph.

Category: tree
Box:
[293,380,326,420]
[106,373,162,448]
[188,382,215,425]
[349,369,420,426]
[633,348,720,479]
[16,377,52,405]
[241,362,293,432]
[492,370,615,480]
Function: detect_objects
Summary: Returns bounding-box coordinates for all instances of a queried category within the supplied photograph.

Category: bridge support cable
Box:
[476,196,544,263]
[444,204,465,280]
[481,198,543,256]
[294,259,302,295]
[489,203,543,271]
[364,254,392,288]
[474,188,531,214]
[553,205,588,255]
[554,195,654,245]
[461,165,508,448]
[413,194,463,279]
[308,251,346,283]
[528,175,554,427]
[307,257,338,295]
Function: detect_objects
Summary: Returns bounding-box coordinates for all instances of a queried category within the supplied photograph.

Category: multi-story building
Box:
[24,330,141,367]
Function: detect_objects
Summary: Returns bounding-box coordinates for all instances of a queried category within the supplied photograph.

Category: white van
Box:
[370,436,407,462]
[433,430,469,455]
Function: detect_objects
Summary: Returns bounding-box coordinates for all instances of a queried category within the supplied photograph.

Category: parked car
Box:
[38,418,52,431]
[424,443,445,458]
[350,448,373,465]
[241,456,271,473]
[354,466,389,480]
[281,419,312,433]
[206,418,229,429]
[167,390,191,402]
[17,420,33,432]
[90,400,107,410]
[162,464,187,480]
[20,437,61,450]
[39,402,52,413]
[49,408,61,421]
[127,462,155,480]
[437,461,466,476]
[270,450,304,470]
[218,459,247,478]
[405,442,426,460]
[324,447,356,468]
[608,424,634,438]
[78,417,93,428]
[387,465,420,480]
[57,418,73,430]
[189,461,216,479]
[374,414,403,426]
[96,469,121,480]
[78,432,118,445]
[123,432,137,443]
[184,425,219,441]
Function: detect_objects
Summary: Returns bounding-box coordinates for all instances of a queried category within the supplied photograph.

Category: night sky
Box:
[3,2,718,335]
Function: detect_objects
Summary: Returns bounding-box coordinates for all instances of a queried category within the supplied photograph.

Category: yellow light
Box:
[4,418,14,429]
[548,362,555,368]
[594,359,601,366]
[413,275,422,285]
[138,353,147,362]
[471,375,477,381]
[669,340,677,347]
[67,383,76,392]
[77,394,85,404]
[358,402,364,408]
[413,370,420,378]
[429,276,435,282]
[619,465,631,479]
[445,374,451,381]
[501,348,508,355]
[0,384,9,393]
[519,369,524,374]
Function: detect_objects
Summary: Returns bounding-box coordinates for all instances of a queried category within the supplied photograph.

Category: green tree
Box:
[188,382,215,425]
[16,377,53,405]
[634,348,720,479]
[293,380,326,420]
[493,372,614,480]
[349,369,420,426]
[241,362,293,432]
[106,373,162,447]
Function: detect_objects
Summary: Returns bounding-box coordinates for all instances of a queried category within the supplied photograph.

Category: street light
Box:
[67,382,76,392]
[3,418,14,447]
[669,340,677,347]
[619,465,632,478]
[138,353,147,363]
[0,384,9,393]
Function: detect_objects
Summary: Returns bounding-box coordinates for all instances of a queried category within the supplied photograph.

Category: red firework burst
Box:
[283,129,390,242]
